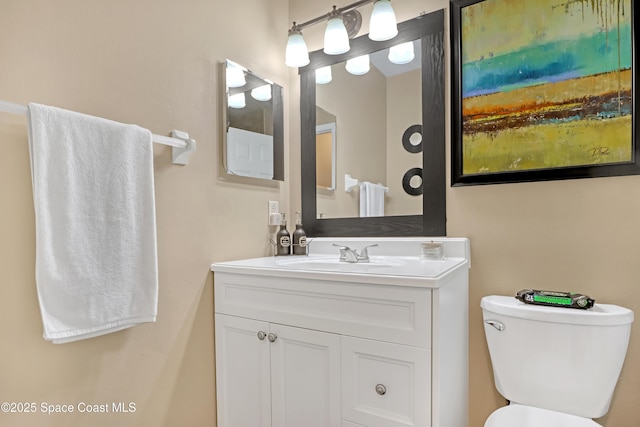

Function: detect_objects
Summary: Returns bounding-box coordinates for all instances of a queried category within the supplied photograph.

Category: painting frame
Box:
[451,0,639,186]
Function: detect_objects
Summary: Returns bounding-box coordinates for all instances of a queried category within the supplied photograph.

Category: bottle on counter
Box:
[276,213,291,256]
[292,212,307,255]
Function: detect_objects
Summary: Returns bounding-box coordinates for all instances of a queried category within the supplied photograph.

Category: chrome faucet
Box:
[332,243,379,263]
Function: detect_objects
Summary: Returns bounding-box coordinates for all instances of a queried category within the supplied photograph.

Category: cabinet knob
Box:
[257,331,267,341]
[375,384,387,396]
[268,333,278,343]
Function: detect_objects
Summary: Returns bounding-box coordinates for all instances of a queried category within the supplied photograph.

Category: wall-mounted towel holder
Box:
[345,174,388,193]
[168,130,197,165]
[0,99,197,165]
[345,174,359,192]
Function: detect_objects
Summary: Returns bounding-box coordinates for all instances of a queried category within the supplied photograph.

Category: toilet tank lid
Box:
[481,295,634,326]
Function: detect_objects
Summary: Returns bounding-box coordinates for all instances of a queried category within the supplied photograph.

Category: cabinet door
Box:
[270,324,341,427]
[215,314,271,427]
[342,336,431,427]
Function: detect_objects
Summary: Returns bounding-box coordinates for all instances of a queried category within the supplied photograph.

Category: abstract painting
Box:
[451,0,638,185]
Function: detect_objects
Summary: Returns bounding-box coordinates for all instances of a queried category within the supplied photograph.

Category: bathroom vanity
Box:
[211,238,470,427]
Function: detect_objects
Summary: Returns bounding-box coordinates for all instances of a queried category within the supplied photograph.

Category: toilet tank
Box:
[481,295,633,419]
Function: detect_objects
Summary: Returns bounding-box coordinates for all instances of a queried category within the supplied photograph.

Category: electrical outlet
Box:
[268,201,280,225]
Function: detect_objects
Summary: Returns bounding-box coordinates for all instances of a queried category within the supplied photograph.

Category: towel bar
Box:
[0,99,196,165]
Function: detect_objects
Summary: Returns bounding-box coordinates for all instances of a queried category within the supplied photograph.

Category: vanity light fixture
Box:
[250,84,272,101]
[345,54,370,75]
[388,40,415,64]
[316,65,333,84]
[285,0,398,68]
[285,25,310,67]
[324,7,351,55]
[368,0,398,41]
[228,92,246,109]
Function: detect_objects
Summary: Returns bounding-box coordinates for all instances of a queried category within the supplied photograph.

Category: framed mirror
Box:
[220,60,284,181]
[300,10,446,236]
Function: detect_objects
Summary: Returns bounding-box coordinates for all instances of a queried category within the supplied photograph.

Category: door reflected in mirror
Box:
[314,40,423,219]
[316,106,337,193]
[221,59,284,181]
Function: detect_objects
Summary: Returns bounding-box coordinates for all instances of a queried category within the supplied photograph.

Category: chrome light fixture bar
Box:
[286,0,398,68]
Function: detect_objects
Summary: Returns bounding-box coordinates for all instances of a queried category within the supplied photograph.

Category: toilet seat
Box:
[485,404,601,427]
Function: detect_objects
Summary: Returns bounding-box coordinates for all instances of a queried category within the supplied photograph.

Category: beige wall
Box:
[290,0,640,426]
[0,0,289,426]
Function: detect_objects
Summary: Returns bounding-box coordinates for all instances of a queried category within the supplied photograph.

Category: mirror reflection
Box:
[221,59,284,181]
[314,40,423,219]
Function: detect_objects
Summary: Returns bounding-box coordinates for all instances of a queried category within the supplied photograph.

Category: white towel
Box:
[359,182,386,217]
[27,103,158,344]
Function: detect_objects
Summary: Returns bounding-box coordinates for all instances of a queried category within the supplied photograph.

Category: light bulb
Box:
[345,54,370,75]
[228,92,246,109]
[285,29,310,68]
[226,62,246,88]
[315,66,332,84]
[388,41,415,65]
[324,9,350,55]
[251,84,272,101]
[369,0,398,41]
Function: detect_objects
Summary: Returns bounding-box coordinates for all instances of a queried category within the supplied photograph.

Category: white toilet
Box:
[481,295,634,426]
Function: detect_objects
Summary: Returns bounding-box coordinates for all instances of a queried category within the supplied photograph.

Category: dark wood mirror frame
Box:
[300,10,446,237]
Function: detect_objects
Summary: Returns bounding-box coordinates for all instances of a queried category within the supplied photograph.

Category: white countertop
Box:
[211,237,470,288]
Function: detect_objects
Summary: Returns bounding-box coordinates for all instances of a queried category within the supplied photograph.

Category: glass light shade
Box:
[315,66,332,84]
[251,84,272,101]
[285,32,310,67]
[324,17,350,55]
[226,65,246,88]
[369,0,398,41]
[345,54,370,75]
[388,41,415,64]
[228,92,246,109]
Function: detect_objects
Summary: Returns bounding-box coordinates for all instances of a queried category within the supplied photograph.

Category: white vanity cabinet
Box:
[212,237,470,427]
[215,313,341,427]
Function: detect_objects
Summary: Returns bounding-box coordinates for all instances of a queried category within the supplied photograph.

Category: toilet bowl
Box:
[481,295,633,427]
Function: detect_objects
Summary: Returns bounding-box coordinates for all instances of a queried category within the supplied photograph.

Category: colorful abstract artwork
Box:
[451,0,635,184]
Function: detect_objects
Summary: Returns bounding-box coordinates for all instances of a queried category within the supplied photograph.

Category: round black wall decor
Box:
[402,124,423,153]
[402,167,423,196]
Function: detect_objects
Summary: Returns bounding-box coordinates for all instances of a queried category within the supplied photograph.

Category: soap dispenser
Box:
[275,213,291,256]
[292,212,307,255]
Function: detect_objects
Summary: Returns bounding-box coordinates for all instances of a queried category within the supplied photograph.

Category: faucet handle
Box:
[332,243,351,261]
[359,244,379,260]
